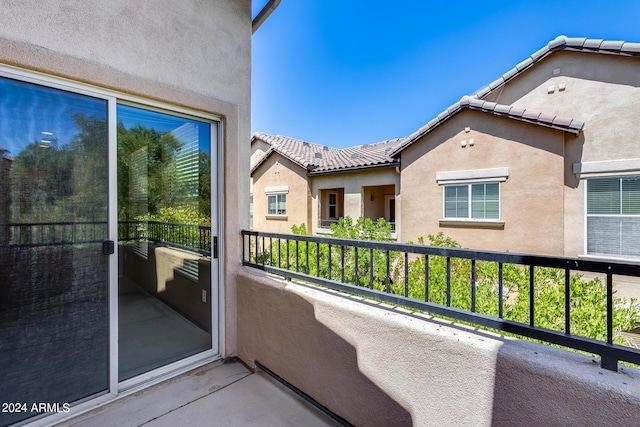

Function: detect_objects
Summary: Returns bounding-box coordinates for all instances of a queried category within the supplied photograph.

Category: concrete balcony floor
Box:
[57,361,340,427]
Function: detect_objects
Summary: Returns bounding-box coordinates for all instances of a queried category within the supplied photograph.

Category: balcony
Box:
[6,224,640,426]
[238,229,640,426]
[56,360,341,427]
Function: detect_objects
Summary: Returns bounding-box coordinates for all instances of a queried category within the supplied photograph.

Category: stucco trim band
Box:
[573,158,640,178]
[264,185,289,194]
[436,167,509,184]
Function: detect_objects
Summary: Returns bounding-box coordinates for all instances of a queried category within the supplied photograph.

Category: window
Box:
[268,193,287,216]
[328,193,337,219]
[444,182,499,220]
[586,176,640,258]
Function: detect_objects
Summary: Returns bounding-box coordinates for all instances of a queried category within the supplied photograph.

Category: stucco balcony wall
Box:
[237,268,640,426]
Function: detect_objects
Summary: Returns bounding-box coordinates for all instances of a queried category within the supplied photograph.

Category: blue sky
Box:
[252,0,640,148]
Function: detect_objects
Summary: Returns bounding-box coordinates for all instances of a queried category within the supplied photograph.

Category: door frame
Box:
[0,64,224,423]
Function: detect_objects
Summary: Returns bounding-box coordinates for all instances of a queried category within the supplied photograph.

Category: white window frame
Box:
[584,175,640,259]
[442,182,501,220]
[265,186,288,218]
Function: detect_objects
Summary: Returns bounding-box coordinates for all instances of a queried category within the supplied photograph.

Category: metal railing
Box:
[242,229,640,371]
[318,219,340,229]
[0,222,107,248]
[318,219,396,232]
[119,220,212,255]
[1,221,211,256]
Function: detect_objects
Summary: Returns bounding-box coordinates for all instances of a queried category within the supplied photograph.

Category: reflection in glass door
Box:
[116,104,213,381]
[0,76,109,426]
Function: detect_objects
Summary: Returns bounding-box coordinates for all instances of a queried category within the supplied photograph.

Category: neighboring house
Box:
[393,35,640,259]
[251,133,401,236]
[253,36,640,261]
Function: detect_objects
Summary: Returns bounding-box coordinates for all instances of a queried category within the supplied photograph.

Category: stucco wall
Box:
[400,109,566,255]
[483,50,640,257]
[252,153,311,233]
[237,268,640,427]
[0,0,252,356]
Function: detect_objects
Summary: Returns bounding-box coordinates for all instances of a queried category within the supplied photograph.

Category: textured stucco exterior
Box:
[252,152,311,233]
[0,0,252,357]
[238,269,640,427]
[482,50,640,257]
[400,109,566,254]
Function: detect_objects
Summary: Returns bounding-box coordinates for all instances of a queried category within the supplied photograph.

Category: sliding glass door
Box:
[116,104,214,381]
[0,76,109,426]
[0,71,218,426]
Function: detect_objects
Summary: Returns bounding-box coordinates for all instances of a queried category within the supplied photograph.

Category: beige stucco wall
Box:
[0,0,252,356]
[484,51,640,257]
[238,269,640,427]
[252,153,311,233]
[400,109,566,255]
[310,168,400,234]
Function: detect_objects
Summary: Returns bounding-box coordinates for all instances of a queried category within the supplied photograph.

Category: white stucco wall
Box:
[0,0,252,356]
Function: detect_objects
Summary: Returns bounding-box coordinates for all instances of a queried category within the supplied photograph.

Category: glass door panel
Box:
[0,77,109,426]
[116,104,213,381]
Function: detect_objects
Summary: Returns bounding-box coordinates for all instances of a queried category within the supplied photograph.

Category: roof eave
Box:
[307,161,401,176]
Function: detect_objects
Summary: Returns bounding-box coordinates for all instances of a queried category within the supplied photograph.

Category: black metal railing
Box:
[1,221,211,256]
[319,219,396,232]
[1,222,107,248]
[119,220,212,255]
[242,229,640,371]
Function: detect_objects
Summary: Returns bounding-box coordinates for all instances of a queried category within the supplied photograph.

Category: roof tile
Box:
[515,57,534,71]
[569,120,585,130]
[537,112,556,124]
[622,42,640,54]
[565,37,587,48]
[474,86,491,98]
[530,46,550,61]
[508,106,525,118]
[600,40,625,52]
[502,67,518,80]
[488,77,505,90]
[583,39,604,50]
[551,116,572,127]
[522,110,541,121]
[493,104,511,114]
[548,35,567,50]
